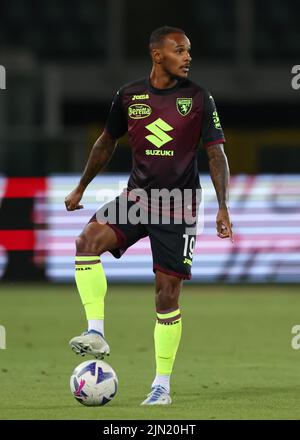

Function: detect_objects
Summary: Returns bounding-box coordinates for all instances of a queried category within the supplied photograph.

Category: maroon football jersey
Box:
[105,77,225,215]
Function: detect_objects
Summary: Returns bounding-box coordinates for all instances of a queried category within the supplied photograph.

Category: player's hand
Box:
[64,186,84,211]
[216,207,234,242]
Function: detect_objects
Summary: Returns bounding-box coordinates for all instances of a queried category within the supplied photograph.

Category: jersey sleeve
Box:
[201,90,226,147]
[104,89,128,139]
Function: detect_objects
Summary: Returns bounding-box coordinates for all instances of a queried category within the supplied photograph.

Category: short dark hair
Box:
[149,26,185,49]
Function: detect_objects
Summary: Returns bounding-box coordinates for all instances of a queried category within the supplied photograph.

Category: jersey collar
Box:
[147,77,186,95]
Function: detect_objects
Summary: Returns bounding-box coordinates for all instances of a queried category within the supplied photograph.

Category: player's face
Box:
[159,33,192,79]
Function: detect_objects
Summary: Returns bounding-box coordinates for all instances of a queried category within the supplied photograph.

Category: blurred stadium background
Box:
[0,0,299,283]
[0,0,300,420]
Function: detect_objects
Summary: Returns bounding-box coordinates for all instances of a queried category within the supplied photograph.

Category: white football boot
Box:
[69,330,110,359]
[140,385,172,405]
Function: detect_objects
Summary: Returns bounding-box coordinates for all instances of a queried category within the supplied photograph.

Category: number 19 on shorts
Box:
[183,234,195,266]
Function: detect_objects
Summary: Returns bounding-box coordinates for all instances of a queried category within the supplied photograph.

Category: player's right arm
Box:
[65,89,127,211]
[65,130,117,211]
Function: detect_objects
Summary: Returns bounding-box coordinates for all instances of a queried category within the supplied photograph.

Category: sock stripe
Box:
[157,319,181,326]
[157,314,181,324]
[157,309,180,320]
[75,255,100,262]
[156,307,179,315]
[75,260,100,265]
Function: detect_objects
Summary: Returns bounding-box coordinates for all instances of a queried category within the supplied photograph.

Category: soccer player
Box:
[65,26,233,405]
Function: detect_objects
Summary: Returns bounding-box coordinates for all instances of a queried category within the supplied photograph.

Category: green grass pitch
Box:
[1,283,300,420]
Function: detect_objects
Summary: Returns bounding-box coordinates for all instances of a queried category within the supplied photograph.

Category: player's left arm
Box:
[201,90,233,242]
[206,143,233,242]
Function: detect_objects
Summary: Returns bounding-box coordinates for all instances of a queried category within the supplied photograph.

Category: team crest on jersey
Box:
[176,98,192,116]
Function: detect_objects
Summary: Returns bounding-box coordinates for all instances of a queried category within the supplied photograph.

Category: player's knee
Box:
[155,279,181,311]
[75,229,103,255]
[75,235,86,253]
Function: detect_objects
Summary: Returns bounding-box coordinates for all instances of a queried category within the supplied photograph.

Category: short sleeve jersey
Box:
[105,77,225,194]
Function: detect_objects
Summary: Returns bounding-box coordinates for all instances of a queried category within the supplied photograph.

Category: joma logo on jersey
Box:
[176,98,192,116]
[132,94,149,100]
[128,104,152,119]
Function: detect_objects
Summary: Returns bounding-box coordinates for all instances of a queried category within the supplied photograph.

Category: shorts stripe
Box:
[153,264,191,280]
[106,223,127,249]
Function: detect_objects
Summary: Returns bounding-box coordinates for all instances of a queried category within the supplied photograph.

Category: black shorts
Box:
[88,194,197,280]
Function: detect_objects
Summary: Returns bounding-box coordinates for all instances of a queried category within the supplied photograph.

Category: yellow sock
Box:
[154,309,182,375]
[75,256,107,320]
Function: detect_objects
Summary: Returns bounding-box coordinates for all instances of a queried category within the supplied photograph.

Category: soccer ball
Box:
[70,359,118,406]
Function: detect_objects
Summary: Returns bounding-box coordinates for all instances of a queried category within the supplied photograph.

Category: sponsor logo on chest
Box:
[145,118,175,157]
[132,94,150,100]
[128,103,152,119]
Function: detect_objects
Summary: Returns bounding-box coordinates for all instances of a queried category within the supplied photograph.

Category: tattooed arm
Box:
[206,143,234,241]
[65,130,117,211]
